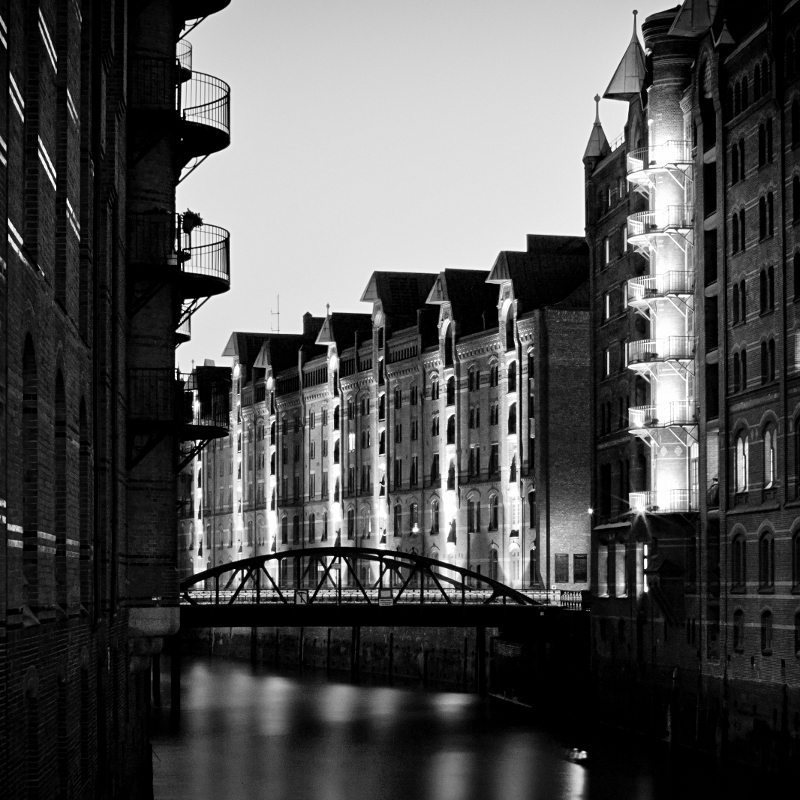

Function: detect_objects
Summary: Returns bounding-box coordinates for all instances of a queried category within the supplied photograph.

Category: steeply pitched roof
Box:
[668,0,718,37]
[315,311,373,351]
[583,95,611,161]
[487,235,589,315]
[361,272,438,328]
[604,11,646,101]
[427,269,498,336]
[221,332,272,368]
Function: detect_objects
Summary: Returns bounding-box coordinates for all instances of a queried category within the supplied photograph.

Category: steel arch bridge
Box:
[179,547,561,628]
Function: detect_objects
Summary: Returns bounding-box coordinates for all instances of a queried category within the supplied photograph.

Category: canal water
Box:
[151,656,772,800]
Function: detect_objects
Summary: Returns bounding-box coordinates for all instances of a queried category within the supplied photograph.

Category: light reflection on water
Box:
[152,657,765,800]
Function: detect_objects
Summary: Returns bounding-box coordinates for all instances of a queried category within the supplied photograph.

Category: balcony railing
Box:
[176,39,192,80]
[180,71,231,162]
[630,489,695,513]
[627,337,695,366]
[629,401,697,430]
[626,140,692,176]
[626,271,694,305]
[178,218,230,298]
[628,206,693,238]
[179,368,231,435]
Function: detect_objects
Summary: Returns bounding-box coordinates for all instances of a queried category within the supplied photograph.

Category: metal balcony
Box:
[179,71,231,164]
[629,489,695,514]
[628,401,697,432]
[626,271,694,307]
[177,39,192,82]
[178,216,230,299]
[179,368,231,442]
[627,337,695,369]
[176,314,192,345]
[627,206,693,246]
[626,139,692,185]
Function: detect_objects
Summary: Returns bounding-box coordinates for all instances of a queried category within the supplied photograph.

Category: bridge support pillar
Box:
[170,632,181,728]
[152,654,162,708]
[351,626,361,681]
[475,625,487,696]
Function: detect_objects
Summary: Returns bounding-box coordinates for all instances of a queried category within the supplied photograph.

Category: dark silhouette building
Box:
[0,1,232,796]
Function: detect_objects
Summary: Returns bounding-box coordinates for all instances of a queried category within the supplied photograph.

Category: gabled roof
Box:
[251,334,306,374]
[221,332,272,368]
[360,272,438,325]
[583,95,611,161]
[426,269,498,336]
[604,11,646,101]
[668,0,718,37]
[487,235,589,315]
[315,311,373,351]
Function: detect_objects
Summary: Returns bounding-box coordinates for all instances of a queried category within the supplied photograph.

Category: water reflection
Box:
[152,658,771,800]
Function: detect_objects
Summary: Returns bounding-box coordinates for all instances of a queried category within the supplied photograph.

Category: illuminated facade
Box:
[588,1,800,767]
[180,237,592,594]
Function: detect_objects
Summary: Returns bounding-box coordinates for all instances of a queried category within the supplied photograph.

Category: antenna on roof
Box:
[271,295,280,332]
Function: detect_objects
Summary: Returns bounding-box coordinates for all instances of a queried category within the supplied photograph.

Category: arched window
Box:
[490,548,499,581]
[446,415,456,444]
[740,279,747,319]
[281,515,288,544]
[393,502,402,536]
[739,208,746,251]
[247,520,253,545]
[490,363,499,387]
[505,313,514,351]
[733,609,744,652]
[333,405,340,430]
[447,460,455,490]
[446,377,455,406]
[292,514,300,544]
[347,508,355,540]
[733,282,740,322]
[508,403,517,434]
[308,513,316,542]
[758,532,775,590]
[507,361,517,393]
[761,58,769,94]
[741,348,748,389]
[759,269,767,312]
[759,196,767,239]
[468,368,475,392]
[760,341,768,384]
[444,332,453,367]
[528,491,537,529]
[735,430,749,493]
[489,496,499,530]
[430,378,439,401]
[754,64,762,101]
[409,503,419,533]
[764,424,776,488]
[510,549,520,584]
[430,500,440,534]
[732,212,739,253]
[761,610,773,655]
[732,534,746,590]
[322,512,329,541]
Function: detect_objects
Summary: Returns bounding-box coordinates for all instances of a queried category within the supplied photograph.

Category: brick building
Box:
[0,1,232,797]
[587,0,800,769]
[180,236,592,596]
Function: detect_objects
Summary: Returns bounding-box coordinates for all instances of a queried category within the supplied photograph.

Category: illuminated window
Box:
[763,425,776,488]
[603,237,610,265]
[735,430,749,493]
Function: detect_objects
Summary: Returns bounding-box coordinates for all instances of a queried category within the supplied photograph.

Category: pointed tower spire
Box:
[604,10,646,101]
[714,18,734,47]
[669,0,719,38]
[315,303,336,345]
[583,95,610,162]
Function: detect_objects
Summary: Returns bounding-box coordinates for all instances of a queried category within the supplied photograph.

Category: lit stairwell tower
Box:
[610,11,699,513]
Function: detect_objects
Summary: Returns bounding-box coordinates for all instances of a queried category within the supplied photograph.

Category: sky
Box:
[177,0,672,369]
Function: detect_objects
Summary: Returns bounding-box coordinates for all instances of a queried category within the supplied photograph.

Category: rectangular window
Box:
[394,459,402,488]
[554,554,569,583]
[395,423,402,443]
[411,419,418,440]
[604,292,611,321]
[621,224,627,252]
[309,473,316,499]
[410,456,418,486]
[604,237,610,265]
[489,444,499,475]
[573,554,588,583]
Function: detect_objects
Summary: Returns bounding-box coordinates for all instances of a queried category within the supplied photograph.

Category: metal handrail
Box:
[629,401,697,429]
[630,489,695,513]
[181,71,230,136]
[179,219,230,283]
[626,271,695,303]
[626,139,692,175]
[179,370,230,429]
[176,39,192,73]
[627,336,695,364]
[628,205,693,235]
